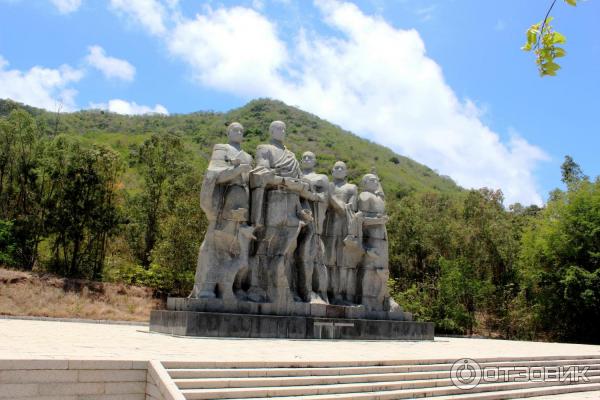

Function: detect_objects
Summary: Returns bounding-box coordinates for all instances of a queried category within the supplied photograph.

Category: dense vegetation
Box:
[1,98,599,344]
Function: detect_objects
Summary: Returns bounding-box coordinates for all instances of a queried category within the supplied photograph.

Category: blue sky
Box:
[1,0,599,205]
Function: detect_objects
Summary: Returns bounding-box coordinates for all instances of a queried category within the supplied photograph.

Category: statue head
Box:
[332,161,347,180]
[269,120,286,142]
[361,173,380,193]
[301,151,316,170]
[227,122,244,144]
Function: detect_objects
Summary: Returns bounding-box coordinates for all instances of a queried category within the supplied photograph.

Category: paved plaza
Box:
[2,318,600,363]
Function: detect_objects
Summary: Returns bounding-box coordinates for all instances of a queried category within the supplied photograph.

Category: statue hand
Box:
[284,178,306,192]
[298,209,313,222]
[230,208,248,221]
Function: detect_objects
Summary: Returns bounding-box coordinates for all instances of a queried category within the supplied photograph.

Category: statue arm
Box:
[328,184,346,214]
[348,185,358,211]
[297,181,324,202]
[314,176,330,203]
[363,215,389,226]
[208,146,249,184]
[215,163,249,183]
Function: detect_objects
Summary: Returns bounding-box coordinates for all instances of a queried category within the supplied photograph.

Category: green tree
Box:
[0,110,46,268]
[129,134,186,267]
[150,170,207,296]
[389,188,524,336]
[436,257,494,335]
[519,175,600,343]
[561,155,587,188]
[43,136,122,279]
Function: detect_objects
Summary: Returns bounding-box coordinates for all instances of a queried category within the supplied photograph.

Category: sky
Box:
[0,0,599,206]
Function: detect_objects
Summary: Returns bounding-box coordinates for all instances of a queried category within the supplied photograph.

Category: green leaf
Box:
[523,25,541,52]
[540,48,555,62]
[552,32,567,44]
[541,67,558,77]
[544,61,561,72]
[526,27,539,45]
[564,0,577,6]
[554,47,567,58]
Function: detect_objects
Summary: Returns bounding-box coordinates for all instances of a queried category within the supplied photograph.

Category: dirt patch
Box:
[0,267,164,322]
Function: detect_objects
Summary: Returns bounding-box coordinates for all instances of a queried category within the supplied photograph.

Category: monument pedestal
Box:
[149,298,434,340]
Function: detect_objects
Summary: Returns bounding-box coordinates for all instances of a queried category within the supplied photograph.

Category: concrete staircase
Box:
[159,356,600,399]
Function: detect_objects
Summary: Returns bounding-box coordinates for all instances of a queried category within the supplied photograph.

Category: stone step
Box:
[203,379,600,400]
[179,374,600,399]
[429,383,600,399]
[163,355,600,370]
[167,358,600,379]
[172,365,600,389]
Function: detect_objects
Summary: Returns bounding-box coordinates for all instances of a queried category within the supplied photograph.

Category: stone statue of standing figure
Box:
[190,122,255,302]
[297,151,330,304]
[247,121,313,306]
[323,161,363,305]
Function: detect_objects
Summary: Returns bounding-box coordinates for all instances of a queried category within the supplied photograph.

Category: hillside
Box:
[0,98,460,198]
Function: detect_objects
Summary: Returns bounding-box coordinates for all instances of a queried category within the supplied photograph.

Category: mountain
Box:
[0,98,461,198]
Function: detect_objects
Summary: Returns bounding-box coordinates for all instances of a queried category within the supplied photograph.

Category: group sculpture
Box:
[190,121,399,315]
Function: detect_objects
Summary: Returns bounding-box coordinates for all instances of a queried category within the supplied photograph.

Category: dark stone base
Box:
[149,310,435,340]
[165,297,413,321]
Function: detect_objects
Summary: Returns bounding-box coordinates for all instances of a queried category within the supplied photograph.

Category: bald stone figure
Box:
[323,161,363,305]
[247,121,313,305]
[297,151,329,304]
[356,173,396,311]
[190,122,254,301]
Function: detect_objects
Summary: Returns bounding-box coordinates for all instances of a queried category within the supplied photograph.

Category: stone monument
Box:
[150,121,434,340]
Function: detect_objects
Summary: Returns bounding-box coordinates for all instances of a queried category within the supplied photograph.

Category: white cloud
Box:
[91,99,168,115]
[85,45,136,81]
[50,0,82,14]
[167,6,288,96]
[109,0,170,36]
[0,54,83,111]
[107,0,548,205]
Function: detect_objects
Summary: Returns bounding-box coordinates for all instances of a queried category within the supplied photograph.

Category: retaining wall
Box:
[0,359,169,400]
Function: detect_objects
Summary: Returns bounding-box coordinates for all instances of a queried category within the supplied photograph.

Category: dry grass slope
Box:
[0,267,163,321]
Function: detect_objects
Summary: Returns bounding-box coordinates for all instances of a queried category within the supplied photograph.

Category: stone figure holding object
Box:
[356,173,398,312]
[247,121,313,306]
[190,122,254,301]
[323,161,363,305]
[297,151,329,304]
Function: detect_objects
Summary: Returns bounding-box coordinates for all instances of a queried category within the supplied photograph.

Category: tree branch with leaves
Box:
[522,0,578,77]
